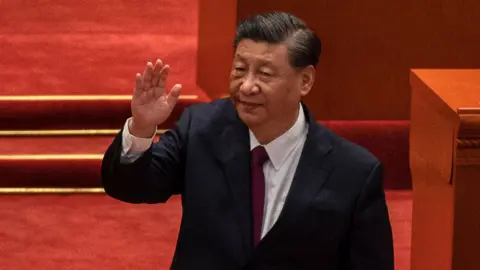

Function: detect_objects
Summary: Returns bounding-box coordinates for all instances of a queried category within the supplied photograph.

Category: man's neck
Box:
[250,106,300,145]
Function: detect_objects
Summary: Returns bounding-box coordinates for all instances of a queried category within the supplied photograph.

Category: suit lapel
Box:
[213,101,254,256]
[259,105,334,247]
[211,100,335,253]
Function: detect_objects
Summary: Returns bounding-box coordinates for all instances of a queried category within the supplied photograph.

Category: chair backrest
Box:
[320,120,411,190]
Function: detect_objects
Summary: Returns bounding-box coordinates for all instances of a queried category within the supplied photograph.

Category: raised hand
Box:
[130,59,182,138]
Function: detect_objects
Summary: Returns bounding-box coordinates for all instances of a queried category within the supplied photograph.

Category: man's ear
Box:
[299,65,315,96]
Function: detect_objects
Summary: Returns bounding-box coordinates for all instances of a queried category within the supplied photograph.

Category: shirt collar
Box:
[249,103,307,170]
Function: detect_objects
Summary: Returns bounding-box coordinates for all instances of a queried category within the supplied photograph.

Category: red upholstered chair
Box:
[320,121,411,190]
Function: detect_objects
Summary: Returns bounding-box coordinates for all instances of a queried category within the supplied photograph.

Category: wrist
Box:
[129,119,156,138]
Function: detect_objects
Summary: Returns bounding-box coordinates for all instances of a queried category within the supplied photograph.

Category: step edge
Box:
[0,95,199,101]
[0,187,105,194]
[0,129,166,136]
[0,154,104,160]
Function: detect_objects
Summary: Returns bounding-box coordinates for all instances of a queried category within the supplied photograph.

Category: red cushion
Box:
[320,121,411,189]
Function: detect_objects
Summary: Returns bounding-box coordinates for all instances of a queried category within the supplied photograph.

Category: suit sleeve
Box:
[100,108,191,204]
[346,162,395,270]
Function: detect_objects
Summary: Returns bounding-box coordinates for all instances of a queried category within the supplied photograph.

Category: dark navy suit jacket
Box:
[101,98,394,270]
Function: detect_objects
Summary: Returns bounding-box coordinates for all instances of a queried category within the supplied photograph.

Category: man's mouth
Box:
[239,102,263,114]
[241,101,259,106]
[239,101,262,109]
[236,98,261,106]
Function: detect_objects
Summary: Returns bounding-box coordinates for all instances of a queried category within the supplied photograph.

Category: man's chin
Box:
[237,109,265,127]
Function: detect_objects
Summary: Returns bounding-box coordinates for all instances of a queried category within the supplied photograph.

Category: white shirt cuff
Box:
[120,118,156,163]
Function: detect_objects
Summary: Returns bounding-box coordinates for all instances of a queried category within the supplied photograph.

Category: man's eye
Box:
[234,67,246,72]
[260,71,272,77]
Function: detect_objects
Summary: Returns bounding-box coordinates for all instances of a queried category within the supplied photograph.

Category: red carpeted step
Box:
[0,194,183,270]
[0,34,201,96]
[0,0,199,96]
[0,120,411,189]
[0,191,412,270]
[0,93,209,130]
[0,0,197,35]
[0,135,129,187]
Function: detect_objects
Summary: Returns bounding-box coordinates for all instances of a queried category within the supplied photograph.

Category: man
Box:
[101,12,394,270]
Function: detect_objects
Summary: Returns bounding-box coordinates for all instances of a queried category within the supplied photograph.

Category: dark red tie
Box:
[251,146,269,247]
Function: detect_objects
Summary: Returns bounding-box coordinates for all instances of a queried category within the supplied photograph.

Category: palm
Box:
[131,59,182,128]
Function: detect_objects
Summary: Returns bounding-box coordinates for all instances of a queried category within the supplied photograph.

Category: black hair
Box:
[233,11,322,68]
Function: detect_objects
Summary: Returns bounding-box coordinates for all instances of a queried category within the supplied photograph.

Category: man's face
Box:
[229,39,309,128]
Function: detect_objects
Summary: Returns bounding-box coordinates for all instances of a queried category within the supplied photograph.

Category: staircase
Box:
[0,95,206,191]
[0,0,209,193]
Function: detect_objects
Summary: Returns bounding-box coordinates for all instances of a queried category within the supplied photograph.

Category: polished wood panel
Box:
[197,0,480,120]
[197,0,237,99]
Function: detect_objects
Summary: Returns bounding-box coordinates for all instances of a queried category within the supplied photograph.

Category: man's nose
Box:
[239,73,259,95]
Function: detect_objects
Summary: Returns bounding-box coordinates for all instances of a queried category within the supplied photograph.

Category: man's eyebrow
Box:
[233,53,246,61]
[234,53,274,66]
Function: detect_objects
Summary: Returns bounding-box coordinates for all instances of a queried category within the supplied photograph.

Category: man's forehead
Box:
[235,39,288,62]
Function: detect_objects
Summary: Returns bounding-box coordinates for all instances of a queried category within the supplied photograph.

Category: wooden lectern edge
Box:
[409,70,460,121]
[408,69,480,185]
[409,71,457,185]
[458,107,480,114]
[409,70,480,147]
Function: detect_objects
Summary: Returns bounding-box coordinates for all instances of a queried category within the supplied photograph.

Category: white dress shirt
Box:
[120,104,308,238]
[248,104,308,238]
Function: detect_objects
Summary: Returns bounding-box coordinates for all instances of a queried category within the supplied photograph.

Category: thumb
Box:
[167,84,182,108]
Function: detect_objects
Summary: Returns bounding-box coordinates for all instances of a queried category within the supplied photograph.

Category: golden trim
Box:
[457,139,480,149]
[0,187,105,194]
[0,129,166,136]
[458,113,480,139]
[0,95,198,101]
[0,154,103,160]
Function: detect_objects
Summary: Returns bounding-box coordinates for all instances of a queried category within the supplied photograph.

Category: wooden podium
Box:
[409,69,480,270]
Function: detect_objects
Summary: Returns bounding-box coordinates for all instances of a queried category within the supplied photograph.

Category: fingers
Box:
[135,59,172,100]
[151,59,163,86]
[142,62,154,89]
[154,64,170,98]
[157,64,170,89]
[166,84,182,108]
[133,73,143,97]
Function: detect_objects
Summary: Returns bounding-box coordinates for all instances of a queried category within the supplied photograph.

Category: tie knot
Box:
[251,146,269,167]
